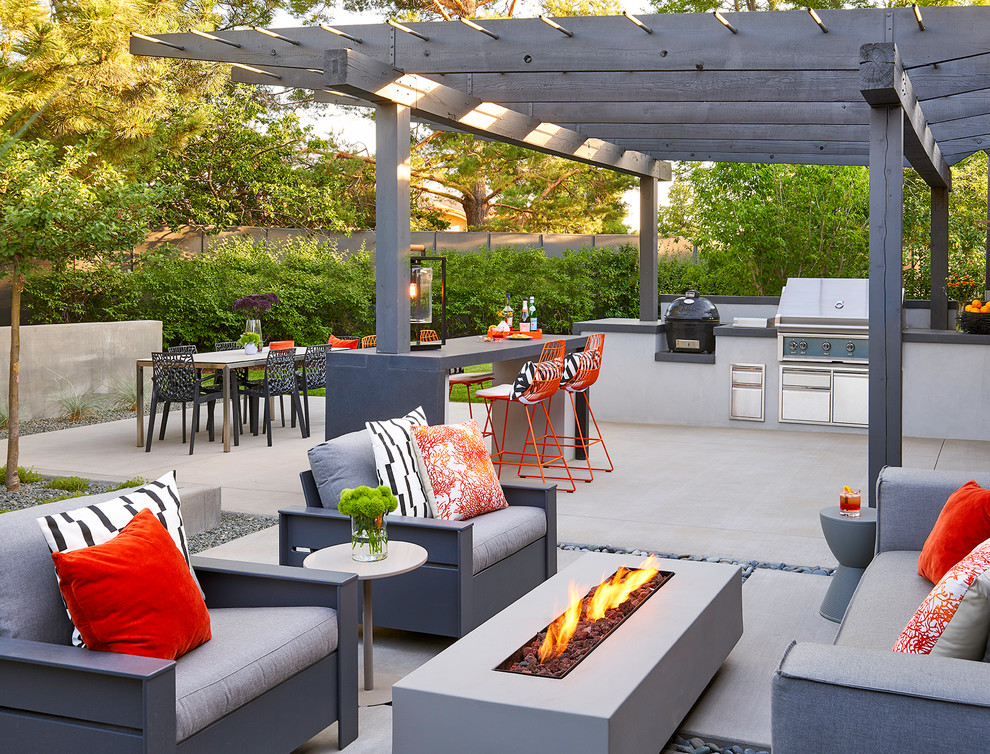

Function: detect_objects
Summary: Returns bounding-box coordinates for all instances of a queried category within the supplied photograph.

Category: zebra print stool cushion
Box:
[36,471,200,648]
[561,349,602,385]
[508,361,537,400]
[365,406,433,518]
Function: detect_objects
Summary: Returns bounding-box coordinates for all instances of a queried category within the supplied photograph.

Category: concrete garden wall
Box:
[0,321,162,421]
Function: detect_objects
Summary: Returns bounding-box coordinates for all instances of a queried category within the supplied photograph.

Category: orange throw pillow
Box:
[918,480,990,583]
[328,335,359,350]
[412,420,508,521]
[51,508,212,660]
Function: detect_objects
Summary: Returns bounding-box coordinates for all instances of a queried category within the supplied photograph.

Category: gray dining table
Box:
[136,347,339,452]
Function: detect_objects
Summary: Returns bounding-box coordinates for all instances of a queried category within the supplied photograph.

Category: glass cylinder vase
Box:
[351,514,388,562]
[245,318,263,343]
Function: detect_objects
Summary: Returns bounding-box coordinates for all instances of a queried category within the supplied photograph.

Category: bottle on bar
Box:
[529,296,537,331]
[501,294,514,329]
[519,296,531,332]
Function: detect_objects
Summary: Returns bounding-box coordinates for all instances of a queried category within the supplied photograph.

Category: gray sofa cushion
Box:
[308,429,378,509]
[469,505,547,575]
[834,550,933,653]
[174,605,338,742]
[0,486,150,645]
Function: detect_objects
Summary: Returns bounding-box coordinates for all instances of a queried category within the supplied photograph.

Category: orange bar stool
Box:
[557,333,613,482]
[476,340,576,493]
[448,368,494,419]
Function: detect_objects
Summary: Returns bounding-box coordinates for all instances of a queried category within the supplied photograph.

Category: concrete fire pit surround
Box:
[393,552,743,754]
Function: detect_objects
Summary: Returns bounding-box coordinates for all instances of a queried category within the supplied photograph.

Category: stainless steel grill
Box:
[773,278,869,428]
[775,278,869,364]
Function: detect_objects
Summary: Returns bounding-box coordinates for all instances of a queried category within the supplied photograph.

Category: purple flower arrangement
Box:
[232,293,279,319]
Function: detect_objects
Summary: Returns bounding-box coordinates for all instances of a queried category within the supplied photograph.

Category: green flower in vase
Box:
[338,485,398,561]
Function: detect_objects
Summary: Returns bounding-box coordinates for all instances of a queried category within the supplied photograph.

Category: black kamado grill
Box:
[663,290,720,354]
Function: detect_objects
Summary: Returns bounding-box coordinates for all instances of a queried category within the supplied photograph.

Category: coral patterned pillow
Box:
[411,420,508,521]
[894,537,990,660]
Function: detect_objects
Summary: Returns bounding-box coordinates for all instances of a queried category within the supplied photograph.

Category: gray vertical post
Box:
[868,105,905,507]
[986,151,990,301]
[930,186,949,330]
[639,176,659,321]
[375,102,411,355]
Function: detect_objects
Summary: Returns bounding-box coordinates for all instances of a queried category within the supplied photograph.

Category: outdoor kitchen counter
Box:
[324,334,587,439]
[574,315,989,441]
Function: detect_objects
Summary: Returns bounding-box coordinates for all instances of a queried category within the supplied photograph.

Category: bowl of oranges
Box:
[960,299,990,334]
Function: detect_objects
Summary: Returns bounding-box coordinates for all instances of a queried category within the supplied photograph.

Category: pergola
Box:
[131,6,990,496]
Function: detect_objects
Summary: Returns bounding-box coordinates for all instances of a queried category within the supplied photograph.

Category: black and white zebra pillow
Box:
[562,349,602,384]
[508,361,538,400]
[365,406,433,518]
[36,471,198,648]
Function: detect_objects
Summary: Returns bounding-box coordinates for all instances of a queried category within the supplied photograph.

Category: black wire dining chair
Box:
[296,344,328,433]
[161,345,198,443]
[237,348,308,446]
[146,352,226,455]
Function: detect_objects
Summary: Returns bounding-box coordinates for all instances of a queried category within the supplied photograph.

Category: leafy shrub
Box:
[107,477,147,492]
[0,466,45,484]
[45,476,90,492]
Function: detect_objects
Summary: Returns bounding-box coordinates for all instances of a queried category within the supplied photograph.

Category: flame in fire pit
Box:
[537,557,660,665]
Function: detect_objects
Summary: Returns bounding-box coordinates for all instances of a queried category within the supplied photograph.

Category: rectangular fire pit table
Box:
[393,552,742,754]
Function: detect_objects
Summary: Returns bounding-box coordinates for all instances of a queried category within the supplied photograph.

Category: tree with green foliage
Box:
[0,139,160,490]
[153,86,376,231]
[411,130,636,232]
[659,162,870,295]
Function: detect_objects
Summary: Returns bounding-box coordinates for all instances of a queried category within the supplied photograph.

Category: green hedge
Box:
[25,237,717,346]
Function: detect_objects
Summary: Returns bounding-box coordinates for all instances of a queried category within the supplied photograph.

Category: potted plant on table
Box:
[232,293,279,342]
[338,485,398,562]
[236,331,263,355]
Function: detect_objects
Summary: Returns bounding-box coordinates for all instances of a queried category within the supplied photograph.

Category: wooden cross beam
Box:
[861,42,951,189]
[232,51,669,180]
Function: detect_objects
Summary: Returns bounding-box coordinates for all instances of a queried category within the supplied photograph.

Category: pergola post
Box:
[985,151,990,301]
[375,102,412,354]
[639,176,659,321]
[867,105,905,506]
[930,186,949,329]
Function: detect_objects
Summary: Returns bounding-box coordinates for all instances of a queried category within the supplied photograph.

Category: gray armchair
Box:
[280,464,557,638]
[0,493,359,753]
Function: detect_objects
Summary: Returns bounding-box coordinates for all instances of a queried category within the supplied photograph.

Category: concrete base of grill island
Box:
[392,553,743,754]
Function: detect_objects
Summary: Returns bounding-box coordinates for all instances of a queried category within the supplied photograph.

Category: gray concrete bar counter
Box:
[324,335,587,440]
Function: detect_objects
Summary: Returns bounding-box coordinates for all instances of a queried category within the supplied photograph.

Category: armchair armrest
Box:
[0,637,177,749]
[876,467,990,553]
[772,641,990,752]
[191,555,358,610]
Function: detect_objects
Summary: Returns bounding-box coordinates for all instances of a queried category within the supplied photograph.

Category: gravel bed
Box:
[0,404,166,440]
[0,479,278,555]
[559,542,835,583]
[663,736,769,754]
[187,512,278,554]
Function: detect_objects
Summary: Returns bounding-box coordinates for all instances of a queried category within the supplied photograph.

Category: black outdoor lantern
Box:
[410,255,446,350]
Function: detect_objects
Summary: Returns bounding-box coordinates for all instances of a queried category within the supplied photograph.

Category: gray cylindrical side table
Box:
[819,506,877,623]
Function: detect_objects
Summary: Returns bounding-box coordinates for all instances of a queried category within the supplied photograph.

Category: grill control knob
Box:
[846,342,856,354]
[798,340,808,350]
[822,341,831,353]
[788,340,798,351]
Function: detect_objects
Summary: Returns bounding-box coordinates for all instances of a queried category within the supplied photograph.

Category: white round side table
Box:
[304,541,427,691]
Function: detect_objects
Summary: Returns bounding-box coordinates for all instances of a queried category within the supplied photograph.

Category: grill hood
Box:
[774,278,869,334]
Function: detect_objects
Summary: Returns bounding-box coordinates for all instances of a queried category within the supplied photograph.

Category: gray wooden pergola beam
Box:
[861,42,951,189]
[230,54,668,180]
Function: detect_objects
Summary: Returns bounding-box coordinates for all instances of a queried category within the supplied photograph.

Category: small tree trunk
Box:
[6,275,21,492]
[462,178,489,229]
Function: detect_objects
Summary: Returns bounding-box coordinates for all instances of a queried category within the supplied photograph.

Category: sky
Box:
[270,4,671,229]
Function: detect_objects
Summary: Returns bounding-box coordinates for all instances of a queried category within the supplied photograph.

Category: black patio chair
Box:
[296,344,328,432]
[214,341,238,351]
[146,352,227,455]
[237,348,308,446]
[160,345,198,443]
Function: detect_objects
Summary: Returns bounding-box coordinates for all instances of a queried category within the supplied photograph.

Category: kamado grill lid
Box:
[665,290,720,322]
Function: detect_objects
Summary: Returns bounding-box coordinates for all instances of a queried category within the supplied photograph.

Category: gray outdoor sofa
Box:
[773,466,990,752]
[279,427,557,638]
[0,488,359,753]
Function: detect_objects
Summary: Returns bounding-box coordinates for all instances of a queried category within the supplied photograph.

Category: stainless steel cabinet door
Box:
[832,370,868,426]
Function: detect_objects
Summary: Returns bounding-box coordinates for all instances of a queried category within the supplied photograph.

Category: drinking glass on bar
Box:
[839,486,861,517]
